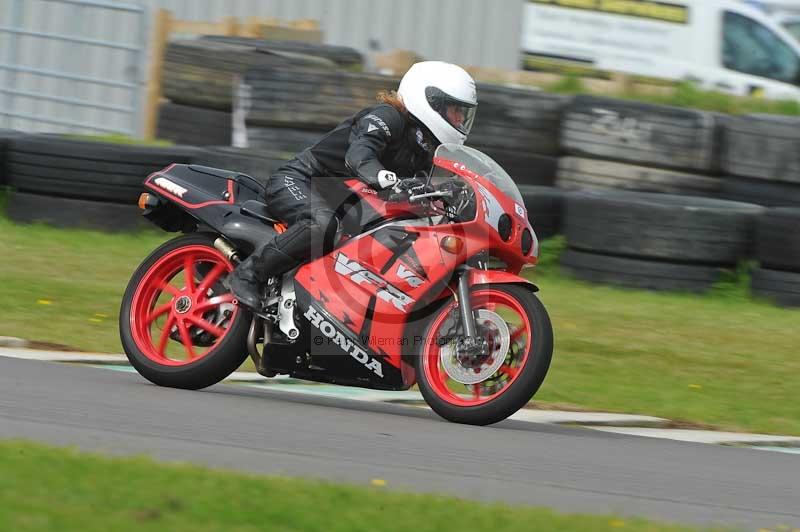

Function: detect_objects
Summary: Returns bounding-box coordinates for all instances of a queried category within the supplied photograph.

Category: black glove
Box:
[385,177,427,202]
[393,177,426,194]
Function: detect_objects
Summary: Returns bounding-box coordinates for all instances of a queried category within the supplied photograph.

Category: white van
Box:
[521,0,800,100]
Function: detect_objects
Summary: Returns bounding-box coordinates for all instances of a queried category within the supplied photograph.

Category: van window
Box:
[784,21,800,43]
[722,11,800,84]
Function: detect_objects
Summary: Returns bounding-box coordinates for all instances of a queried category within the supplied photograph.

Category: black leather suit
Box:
[257,103,436,276]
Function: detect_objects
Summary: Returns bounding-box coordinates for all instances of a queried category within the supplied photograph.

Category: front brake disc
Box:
[440,309,510,385]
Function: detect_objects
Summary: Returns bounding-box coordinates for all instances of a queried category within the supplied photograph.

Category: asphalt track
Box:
[1,356,798,530]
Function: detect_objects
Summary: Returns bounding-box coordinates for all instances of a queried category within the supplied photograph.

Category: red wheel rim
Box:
[130,245,238,366]
[422,289,532,407]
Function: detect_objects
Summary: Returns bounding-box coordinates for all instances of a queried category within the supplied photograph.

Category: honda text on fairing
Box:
[120,144,554,425]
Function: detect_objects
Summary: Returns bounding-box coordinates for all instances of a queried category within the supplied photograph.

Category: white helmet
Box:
[398,61,478,146]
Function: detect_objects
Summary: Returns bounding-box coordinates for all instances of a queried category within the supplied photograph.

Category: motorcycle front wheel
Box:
[415,284,553,425]
[119,233,250,390]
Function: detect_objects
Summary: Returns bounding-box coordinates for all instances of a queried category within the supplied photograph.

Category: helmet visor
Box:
[425,87,477,136]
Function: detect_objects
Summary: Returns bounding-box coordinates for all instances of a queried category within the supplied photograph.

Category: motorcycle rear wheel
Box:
[119,233,250,390]
[415,284,553,425]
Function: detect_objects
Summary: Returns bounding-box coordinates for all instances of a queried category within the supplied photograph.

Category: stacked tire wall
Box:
[0,130,22,187]
[3,136,198,231]
[557,95,722,196]
[158,37,369,179]
[158,37,364,148]
[752,208,800,306]
[4,36,800,306]
[561,190,763,292]
[240,66,396,173]
[720,115,800,207]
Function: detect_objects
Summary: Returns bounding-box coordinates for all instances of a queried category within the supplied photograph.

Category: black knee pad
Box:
[271,208,338,262]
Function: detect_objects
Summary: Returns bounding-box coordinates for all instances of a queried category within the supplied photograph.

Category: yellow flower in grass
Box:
[36,299,52,305]
[89,312,109,323]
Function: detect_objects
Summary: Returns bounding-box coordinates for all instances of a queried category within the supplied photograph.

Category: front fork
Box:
[457,266,478,338]
[455,266,488,359]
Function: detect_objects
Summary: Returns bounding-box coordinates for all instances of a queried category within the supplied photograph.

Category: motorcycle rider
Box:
[226,61,478,309]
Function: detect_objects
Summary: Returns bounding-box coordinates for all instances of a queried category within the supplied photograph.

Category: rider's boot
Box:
[226,255,266,310]
[225,243,300,310]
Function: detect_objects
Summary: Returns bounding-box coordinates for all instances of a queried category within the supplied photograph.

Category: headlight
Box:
[498,214,512,241]
[521,229,533,256]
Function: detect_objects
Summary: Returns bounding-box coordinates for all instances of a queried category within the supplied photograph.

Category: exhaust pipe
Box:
[214,237,239,263]
[247,317,277,377]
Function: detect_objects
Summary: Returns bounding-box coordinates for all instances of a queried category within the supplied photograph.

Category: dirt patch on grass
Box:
[27,340,90,352]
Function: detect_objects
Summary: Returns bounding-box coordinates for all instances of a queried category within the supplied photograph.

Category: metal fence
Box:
[0,0,148,135]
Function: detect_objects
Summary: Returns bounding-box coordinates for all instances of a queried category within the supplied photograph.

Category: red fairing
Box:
[433,156,538,273]
[468,269,537,290]
[295,154,538,387]
[294,225,454,374]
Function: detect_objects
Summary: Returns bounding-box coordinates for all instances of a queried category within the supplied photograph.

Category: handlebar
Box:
[408,190,454,203]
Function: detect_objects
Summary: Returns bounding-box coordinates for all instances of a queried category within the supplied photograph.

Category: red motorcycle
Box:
[120,144,553,425]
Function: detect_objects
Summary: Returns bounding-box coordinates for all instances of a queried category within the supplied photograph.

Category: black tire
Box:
[157,103,232,146]
[243,68,398,128]
[468,87,567,156]
[119,233,251,390]
[751,267,800,307]
[561,248,723,292]
[415,284,553,426]
[163,39,329,110]
[556,157,721,196]
[560,95,718,172]
[0,129,22,186]
[245,126,323,154]
[564,190,763,265]
[5,191,149,232]
[201,36,364,70]
[519,185,567,238]
[720,175,800,207]
[756,208,800,272]
[7,135,198,203]
[721,114,800,182]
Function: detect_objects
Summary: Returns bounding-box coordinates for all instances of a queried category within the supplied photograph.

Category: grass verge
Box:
[545,77,800,116]
[0,211,797,435]
[529,239,799,435]
[0,208,169,352]
[0,440,710,532]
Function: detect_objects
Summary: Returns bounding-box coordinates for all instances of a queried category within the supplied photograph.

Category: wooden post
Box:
[242,16,262,38]
[611,72,634,93]
[222,16,239,36]
[143,8,172,141]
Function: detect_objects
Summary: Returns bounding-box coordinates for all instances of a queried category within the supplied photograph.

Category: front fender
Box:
[468,269,539,292]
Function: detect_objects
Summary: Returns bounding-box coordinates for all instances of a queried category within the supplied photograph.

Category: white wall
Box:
[132,0,524,69]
